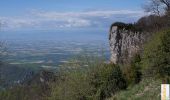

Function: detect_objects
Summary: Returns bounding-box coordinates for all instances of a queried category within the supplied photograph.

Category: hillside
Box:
[108,78,161,100]
[108,28,170,100]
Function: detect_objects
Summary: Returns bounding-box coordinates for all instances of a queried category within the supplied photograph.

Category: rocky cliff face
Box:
[109,25,146,64]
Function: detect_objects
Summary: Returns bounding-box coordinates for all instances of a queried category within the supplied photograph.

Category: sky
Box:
[0,0,147,31]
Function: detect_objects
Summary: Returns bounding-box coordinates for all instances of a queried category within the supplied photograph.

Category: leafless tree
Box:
[160,0,170,25]
[144,0,162,16]
[160,0,170,9]
[143,0,170,15]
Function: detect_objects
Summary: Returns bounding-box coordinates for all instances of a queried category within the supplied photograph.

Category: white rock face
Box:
[109,26,146,64]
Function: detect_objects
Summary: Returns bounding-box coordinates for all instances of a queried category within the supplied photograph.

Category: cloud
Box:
[33,10,144,18]
[0,10,146,30]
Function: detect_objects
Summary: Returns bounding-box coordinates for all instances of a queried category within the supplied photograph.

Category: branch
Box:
[160,0,170,9]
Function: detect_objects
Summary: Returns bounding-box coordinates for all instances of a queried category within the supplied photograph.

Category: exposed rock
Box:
[109,25,147,64]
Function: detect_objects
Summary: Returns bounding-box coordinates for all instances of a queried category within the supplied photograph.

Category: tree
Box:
[122,54,142,85]
[144,0,162,16]
[142,30,170,83]
[144,0,170,15]
[161,0,170,10]
[141,0,170,30]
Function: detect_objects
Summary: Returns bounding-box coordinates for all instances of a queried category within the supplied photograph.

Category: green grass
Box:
[108,78,161,100]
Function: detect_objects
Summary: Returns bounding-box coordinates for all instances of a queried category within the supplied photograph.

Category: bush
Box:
[0,85,48,100]
[49,56,127,100]
[0,70,55,100]
[49,71,93,100]
[122,54,142,85]
[142,29,170,83]
[49,56,100,100]
[89,64,127,99]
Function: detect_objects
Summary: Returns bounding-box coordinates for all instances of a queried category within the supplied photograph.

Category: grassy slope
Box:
[108,78,161,100]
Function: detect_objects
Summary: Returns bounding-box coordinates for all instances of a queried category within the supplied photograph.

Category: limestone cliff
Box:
[109,24,147,64]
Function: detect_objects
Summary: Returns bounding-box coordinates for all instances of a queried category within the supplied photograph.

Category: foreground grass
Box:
[108,78,161,100]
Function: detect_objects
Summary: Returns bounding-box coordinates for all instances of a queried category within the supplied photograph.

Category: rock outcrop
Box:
[109,24,147,64]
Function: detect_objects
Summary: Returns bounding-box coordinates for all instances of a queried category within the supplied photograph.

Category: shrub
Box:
[0,85,48,100]
[122,54,142,85]
[142,29,170,83]
[89,64,127,99]
[0,70,54,100]
[49,68,95,100]
[49,55,127,100]
[49,56,101,100]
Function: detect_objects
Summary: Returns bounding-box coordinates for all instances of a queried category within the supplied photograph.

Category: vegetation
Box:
[0,55,128,100]
[143,0,170,16]
[0,1,170,100]
[0,85,49,100]
[108,78,161,100]
[0,42,6,88]
[0,30,169,100]
[0,70,55,100]
[122,54,142,85]
[49,56,127,100]
[0,25,170,100]
[108,28,170,99]
[142,29,170,82]
[111,22,143,32]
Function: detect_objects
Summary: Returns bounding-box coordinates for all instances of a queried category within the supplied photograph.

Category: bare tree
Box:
[160,0,170,25]
[144,0,170,15]
[144,0,162,16]
[160,0,170,10]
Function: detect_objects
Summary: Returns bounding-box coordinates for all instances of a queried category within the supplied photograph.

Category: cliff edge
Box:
[109,23,147,64]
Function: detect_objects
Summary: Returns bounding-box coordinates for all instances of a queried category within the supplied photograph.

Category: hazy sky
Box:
[0,0,147,30]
